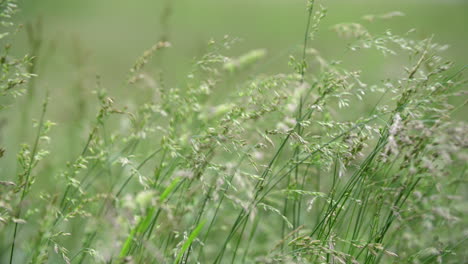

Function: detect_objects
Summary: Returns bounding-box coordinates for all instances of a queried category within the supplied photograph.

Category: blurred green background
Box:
[3,0,467,165]
[14,0,468,86]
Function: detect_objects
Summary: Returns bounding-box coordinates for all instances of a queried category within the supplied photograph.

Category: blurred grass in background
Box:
[14,0,468,86]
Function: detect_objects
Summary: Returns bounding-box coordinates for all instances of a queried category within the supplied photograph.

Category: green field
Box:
[1,0,467,263]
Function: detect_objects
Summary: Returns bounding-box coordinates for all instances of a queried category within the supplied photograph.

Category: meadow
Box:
[1,0,467,263]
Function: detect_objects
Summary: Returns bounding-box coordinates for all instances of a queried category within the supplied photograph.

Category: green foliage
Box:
[0,1,466,264]
[0,0,34,109]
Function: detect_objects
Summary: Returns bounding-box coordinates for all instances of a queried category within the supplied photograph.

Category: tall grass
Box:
[1,0,467,263]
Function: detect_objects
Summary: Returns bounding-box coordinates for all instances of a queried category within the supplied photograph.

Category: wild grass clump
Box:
[1,0,466,263]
